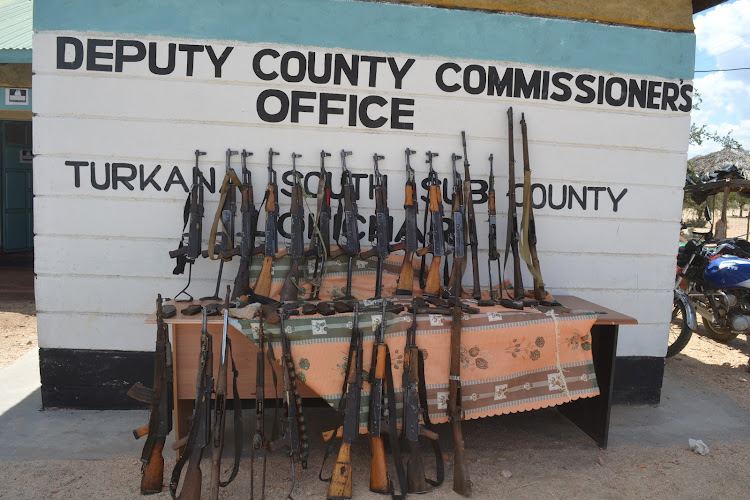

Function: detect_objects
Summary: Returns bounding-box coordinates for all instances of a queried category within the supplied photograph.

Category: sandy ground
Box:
[0,301,37,368]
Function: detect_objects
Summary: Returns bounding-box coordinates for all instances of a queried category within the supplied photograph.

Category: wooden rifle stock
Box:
[328,442,353,500]
[141,441,165,494]
[422,182,444,296]
[369,342,389,494]
[397,251,415,295]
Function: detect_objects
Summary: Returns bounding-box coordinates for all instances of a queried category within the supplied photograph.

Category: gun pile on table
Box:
[132,107,571,498]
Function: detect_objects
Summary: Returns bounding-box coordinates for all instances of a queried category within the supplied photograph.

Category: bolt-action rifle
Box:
[446,153,467,297]
[448,278,472,496]
[169,309,213,500]
[128,294,173,494]
[520,113,553,303]
[169,150,207,301]
[394,148,419,295]
[461,132,482,300]
[417,152,446,297]
[402,299,444,493]
[506,107,524,300]
[209,287,242,500]
[324,304,364,500]
[252,148,280,297]
[229,150,259,299]
[278,153,306,303]
[270,310,310,499]
[306,150,333,300]
[202,149,240,301]
[330,150,360,300]
[359,154,390,299]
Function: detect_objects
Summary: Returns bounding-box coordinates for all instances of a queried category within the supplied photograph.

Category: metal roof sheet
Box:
[0,0,32,51]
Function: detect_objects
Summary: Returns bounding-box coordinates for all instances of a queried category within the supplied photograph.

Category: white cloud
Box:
[694,0,750,84]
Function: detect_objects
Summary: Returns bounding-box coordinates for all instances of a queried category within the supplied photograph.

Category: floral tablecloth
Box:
[234,300,599,429]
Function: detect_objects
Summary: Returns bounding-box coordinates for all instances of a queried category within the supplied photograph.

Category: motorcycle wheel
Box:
[667,298,692,357]
[702,317,739,343]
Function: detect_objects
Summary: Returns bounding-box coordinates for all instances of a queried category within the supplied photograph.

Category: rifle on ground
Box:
[417,152,446,297]
[461,132,482,299]
[250,307,269,499]
[252,148,280,297]
[307,150,333,300]
[202,149,240,301]
[169,309,213,500]
[447,153,467,298]
[230,150,259,299]
[323,304,364,500]
[520,114,551,303]
[448,278,472,496]
[128,294,173,494]
[169,150,207,301]
[278,153,306,303]
[270,310,310,499]
[402,299,444,493]
[208,287,242,500]
[330,150,360,300]
[360,154,390,299]
[505,107,524,300]
[395,148,419,295]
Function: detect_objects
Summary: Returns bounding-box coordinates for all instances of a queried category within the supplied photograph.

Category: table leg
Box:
[557,324,618,448]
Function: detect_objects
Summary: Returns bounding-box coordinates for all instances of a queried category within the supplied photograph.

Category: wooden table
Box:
[146,295,636,452]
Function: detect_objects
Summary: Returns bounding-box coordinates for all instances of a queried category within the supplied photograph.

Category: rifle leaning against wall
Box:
[360,154,390,299]
[417,152,447,297]
[250,307,269,500]
[252,148,281,297]
[278,153,306,304]
[394,148,419,296]
[330,150,360,301]
[306,150,333,300]
[202,149,240,301]
[448,281,472,496]
[229,149,259,299]
[128,294,173,495]
[446,153,467,298]
[461,132,482,300]
[505,107,524,301]
[169,309,214,500]
[169,150,207,301]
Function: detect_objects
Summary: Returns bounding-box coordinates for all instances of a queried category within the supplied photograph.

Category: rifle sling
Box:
[219,339,243,487]
[418,348,445,487]
[207,170,243,261]
[384,346,407,500]
[172,192,191,275]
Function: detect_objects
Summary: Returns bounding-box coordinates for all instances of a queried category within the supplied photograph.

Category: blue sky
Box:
[689,0,750,157]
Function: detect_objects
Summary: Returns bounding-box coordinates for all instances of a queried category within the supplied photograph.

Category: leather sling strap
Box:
[418,348,445,487]
[219,338,242,487]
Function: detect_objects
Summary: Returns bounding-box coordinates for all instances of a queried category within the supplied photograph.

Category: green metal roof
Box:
[0,0,32,62]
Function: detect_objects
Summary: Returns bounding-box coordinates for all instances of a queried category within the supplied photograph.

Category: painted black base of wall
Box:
[40,348,666,409]
[612,356,664,405]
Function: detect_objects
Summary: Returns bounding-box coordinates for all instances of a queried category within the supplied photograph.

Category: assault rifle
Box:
[169,150,207,301]
[253,148,280,297]
[169,309,213,500]
[417,151,446,297]
[403,299,444,493]
[128,294,173,494]
[270,310,310,499]
[360,154,389,299]
[305,150,333,300]
[461,132,482,299]
[324,304,363,500]
[395,148,419,295]
[506,107,524,300]
[330,150,360,300]
[209,287,242,499]
[447,153,467,297]
[250,307,269,499]
[520,113,552,303]
[230,150,259,299]
[279,153,305,303]
[202,149,240,301]
[448,278,472,496]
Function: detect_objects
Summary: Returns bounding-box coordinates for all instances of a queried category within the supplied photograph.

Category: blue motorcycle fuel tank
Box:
[705,256,750,289]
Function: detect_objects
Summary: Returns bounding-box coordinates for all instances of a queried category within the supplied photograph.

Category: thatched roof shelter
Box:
[689,147,750,179]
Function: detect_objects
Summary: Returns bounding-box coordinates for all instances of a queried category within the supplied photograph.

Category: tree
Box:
[689,91,743,149]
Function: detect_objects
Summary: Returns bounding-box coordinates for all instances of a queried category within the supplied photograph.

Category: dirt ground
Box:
[0,301,37,368]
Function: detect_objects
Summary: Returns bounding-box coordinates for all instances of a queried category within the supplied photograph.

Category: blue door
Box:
[1,121,33,252]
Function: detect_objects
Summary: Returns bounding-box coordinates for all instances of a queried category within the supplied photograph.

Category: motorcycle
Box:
[669,207,750,357]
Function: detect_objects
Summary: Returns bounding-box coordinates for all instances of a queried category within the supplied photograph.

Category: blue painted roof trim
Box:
[33,0,695,80]
[0,48,31,63]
